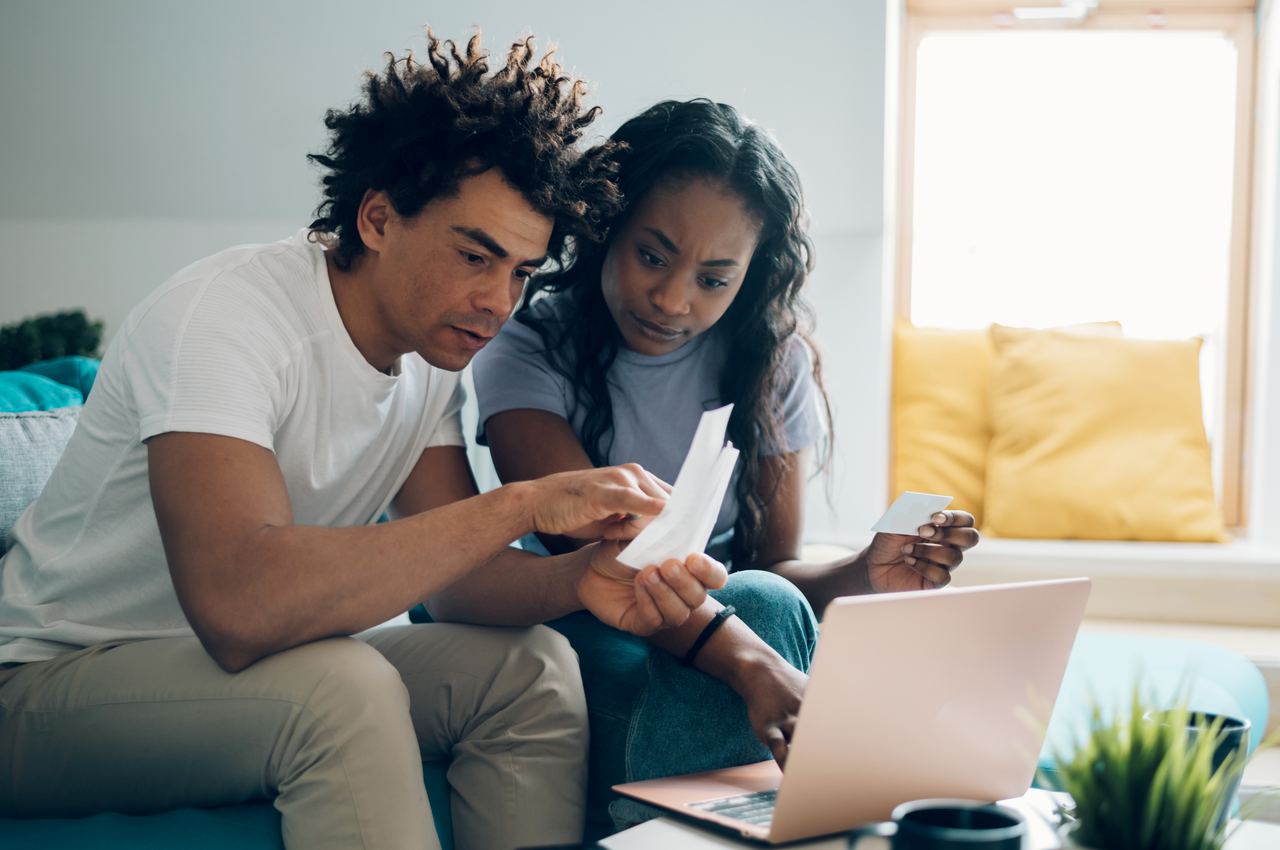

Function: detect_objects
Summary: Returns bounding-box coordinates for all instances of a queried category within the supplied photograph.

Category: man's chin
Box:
[417,348,476,372]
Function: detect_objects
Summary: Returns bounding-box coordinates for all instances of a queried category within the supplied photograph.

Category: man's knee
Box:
[503,625,587,716]
[713,570,818,669]
[264,637,410,726]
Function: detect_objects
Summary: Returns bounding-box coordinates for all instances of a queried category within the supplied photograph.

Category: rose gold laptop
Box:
[614,578,1091,844]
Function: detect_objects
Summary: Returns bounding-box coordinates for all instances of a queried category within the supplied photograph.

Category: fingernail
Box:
[902,544,913,555]
[919,526,935,538]
[905,556,917,565]
[647,571,661,584]
[932,513,948,524]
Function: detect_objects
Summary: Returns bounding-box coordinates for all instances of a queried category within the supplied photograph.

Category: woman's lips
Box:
[630,312,685,341]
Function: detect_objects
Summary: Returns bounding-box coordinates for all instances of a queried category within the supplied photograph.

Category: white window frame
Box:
[895,2,1257,530]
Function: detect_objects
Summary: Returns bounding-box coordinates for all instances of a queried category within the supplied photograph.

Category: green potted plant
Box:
[1046,690,1264,850]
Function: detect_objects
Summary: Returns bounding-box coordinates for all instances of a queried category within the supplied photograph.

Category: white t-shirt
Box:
[0,231,465,663]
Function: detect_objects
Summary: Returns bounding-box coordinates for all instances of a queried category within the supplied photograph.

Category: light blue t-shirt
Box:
[472,294,824,541]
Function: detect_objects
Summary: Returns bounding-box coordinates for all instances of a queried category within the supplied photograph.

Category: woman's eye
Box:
[701,277,729,290]
[639,249,666,268]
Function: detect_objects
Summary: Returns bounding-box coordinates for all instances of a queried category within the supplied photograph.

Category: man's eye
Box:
[514,268,533,281]
[461,251,485,265]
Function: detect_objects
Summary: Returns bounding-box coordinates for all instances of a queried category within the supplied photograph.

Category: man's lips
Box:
[450,325,496,350]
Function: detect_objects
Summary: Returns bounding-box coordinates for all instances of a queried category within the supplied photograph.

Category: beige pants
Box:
[0,624,588,850]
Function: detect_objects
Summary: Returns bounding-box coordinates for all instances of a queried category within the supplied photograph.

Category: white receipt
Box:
[617,405,740,569]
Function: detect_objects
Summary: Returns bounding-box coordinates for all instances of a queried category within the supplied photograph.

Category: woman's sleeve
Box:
[470,316,572,446]
[768,336,827,456]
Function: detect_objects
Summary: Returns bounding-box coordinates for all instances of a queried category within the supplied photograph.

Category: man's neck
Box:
[325,252,400,374]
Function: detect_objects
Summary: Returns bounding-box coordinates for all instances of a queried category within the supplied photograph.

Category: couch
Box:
[0,358,1269,848]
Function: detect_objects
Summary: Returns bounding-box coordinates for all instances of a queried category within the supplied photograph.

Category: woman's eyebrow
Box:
[643,227,739,267]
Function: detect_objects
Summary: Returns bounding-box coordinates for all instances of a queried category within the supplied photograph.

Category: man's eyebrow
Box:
[452,226,547,267]
[644,227,740,268]
[452,226,508,259]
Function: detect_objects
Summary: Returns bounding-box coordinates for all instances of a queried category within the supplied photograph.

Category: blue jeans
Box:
[545,564,819,837]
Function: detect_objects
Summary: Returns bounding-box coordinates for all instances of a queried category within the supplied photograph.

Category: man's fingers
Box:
[682,553,729,591]
[641,566,694,628]
[604,484,667,519]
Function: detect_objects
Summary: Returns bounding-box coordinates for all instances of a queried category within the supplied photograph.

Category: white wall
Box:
[0,0,895,538]
[1249,0,1280,544]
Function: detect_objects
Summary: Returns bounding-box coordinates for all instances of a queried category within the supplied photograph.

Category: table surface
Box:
[597,789,1280,850]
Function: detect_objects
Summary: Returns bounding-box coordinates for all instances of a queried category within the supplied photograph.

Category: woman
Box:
[472,99,978,835]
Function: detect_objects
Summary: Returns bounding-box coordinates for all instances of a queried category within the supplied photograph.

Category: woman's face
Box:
[601,177,762,356]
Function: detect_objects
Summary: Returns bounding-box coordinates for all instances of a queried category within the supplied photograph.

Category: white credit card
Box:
[871,491,953,535]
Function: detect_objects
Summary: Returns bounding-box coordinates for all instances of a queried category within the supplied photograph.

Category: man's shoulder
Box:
[121,232,326,352]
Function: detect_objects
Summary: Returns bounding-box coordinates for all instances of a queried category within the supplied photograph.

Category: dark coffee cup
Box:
[847,799,1025,849]
[1144,709,1250,830]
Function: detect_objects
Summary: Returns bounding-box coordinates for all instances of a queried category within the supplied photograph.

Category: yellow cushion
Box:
[891,324,991,525]
[984,327,1226,541]
[890,322,1121,528]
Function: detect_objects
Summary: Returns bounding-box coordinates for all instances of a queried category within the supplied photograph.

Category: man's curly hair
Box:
[308,30,621,271]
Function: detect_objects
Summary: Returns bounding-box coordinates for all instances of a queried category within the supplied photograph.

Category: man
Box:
[0,31,725,850]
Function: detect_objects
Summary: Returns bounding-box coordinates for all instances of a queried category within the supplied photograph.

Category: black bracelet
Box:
[682,605,737,667]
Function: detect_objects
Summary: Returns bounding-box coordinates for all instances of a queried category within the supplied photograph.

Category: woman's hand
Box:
[576,543,728,636]
[863,510,979,592]
[733,656,808,767]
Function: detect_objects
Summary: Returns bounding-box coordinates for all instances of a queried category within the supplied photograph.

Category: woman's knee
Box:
[712,570,818,669]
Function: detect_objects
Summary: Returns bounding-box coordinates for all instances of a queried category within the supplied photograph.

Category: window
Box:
[897,3,1256,527]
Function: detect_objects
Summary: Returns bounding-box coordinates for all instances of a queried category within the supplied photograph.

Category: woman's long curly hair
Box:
[519,99,833,568]
[307,29,622,269]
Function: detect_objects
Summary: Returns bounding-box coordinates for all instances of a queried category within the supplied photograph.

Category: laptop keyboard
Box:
[689,789,778,826]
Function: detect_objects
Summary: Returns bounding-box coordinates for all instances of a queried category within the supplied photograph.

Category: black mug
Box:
[1144,709,1251,830]
[846,799,1025,849]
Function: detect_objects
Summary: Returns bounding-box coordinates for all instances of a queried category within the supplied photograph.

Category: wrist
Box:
[499,480,539,536]
[722,642,787,695]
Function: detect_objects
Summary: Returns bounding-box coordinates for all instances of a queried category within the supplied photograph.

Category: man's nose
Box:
[474,270,519,317]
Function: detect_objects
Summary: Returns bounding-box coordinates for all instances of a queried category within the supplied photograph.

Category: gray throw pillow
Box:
[0,407,79,553]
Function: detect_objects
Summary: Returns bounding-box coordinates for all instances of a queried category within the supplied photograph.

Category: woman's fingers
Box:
[641,565,695,628]
[658,559,711,609]
[682,553,729,591]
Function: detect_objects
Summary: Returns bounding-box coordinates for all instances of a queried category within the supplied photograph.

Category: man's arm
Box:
[148,432,666,673]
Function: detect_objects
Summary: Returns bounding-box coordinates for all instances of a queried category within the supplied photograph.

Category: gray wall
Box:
[0,0,894,539]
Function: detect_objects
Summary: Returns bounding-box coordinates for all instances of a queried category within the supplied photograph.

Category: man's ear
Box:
[356,189,394,254]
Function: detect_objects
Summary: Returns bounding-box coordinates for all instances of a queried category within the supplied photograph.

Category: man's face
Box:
[372,168,554,371]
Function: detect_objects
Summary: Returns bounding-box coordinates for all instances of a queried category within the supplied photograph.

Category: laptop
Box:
[613,577,1091,844]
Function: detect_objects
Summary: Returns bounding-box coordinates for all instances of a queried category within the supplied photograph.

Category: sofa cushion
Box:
[0,407,80,552]
[20,356,99,400]
[984,328,1225,541]
[0,371,83,413]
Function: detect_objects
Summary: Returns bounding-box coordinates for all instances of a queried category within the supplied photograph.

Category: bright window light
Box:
[910,30,1238,445]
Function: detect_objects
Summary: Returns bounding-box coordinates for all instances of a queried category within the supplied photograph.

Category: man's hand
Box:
[864,510,979,592]
[576,542,728,636]
[524,464,670,542]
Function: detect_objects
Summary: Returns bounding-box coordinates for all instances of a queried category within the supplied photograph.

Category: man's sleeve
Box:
[470,317,572,446]
[126,281,287,450]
